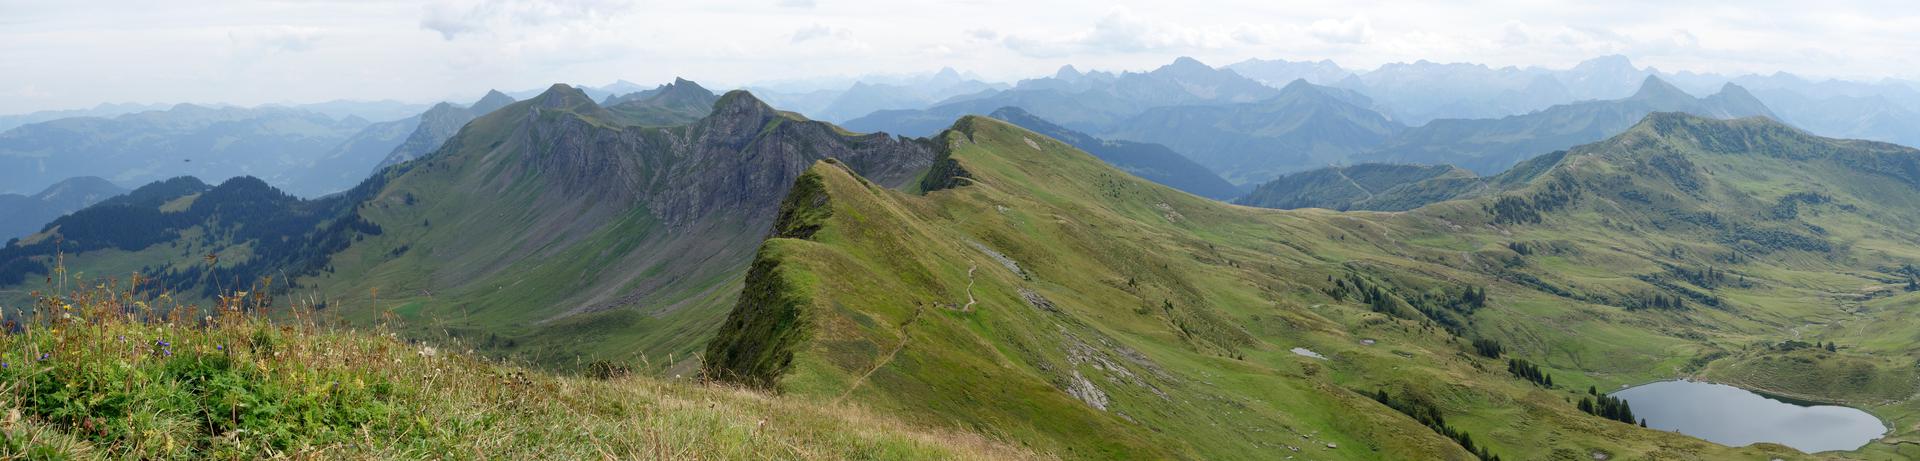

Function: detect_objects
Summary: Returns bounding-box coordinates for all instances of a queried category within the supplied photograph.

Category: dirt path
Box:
[835,305,927,404]
[1332,168,1376,201]
[961,264,978,312]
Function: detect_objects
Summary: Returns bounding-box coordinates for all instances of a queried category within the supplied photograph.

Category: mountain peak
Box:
[1054,64,1083,80]
[1628,75,1691,101]
[473,90,516,113]
[1278,78,1320,93]
[710,90,777,121]
[532,84,594,107]
[1574,54,1636,71]
[1715,82,1755,98]
[1167,56,1209,71]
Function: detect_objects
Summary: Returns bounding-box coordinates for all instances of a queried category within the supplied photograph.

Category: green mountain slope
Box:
[988,107,1240,200]
[1234,163,1479,211]
[293,85,936,371]
[705,112,1920,459]
[0,84,937,376]
[0,282,1040,460]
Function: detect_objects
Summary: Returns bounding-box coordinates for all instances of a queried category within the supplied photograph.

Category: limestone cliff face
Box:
[496,87,935,228]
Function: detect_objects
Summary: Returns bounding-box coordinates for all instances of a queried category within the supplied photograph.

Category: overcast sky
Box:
[3,0,1918,114]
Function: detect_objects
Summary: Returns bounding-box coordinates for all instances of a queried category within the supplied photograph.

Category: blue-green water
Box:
[1611,380,1885,453]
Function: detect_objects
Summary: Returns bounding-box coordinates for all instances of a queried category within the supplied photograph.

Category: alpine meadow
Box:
[7,1,1920,459]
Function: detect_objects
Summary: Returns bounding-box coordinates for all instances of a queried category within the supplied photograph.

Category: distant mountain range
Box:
[1100,79,1405,185]
[1363,76,1777,174]
[6,55,1920,211]
[603,78,723,125]
[0,104,372,197]
[0,103,172,132]
[844,57,1278,137]
[0,176,124,240]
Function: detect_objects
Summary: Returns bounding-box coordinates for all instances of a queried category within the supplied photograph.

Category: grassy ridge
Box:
[0,276,1039,460]
[706,116,1861,459]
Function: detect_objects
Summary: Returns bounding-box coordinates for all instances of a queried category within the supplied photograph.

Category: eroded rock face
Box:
[1066,370,1111,411]
[504,89,936,228]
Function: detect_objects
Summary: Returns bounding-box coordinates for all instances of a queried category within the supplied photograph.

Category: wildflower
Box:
[37,353,48,361]
[2,362,8,369]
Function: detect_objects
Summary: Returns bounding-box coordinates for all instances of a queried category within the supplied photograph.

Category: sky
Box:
[3,0,1919,114]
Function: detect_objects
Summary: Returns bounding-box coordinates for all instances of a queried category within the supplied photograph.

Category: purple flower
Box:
[37,353,48,361]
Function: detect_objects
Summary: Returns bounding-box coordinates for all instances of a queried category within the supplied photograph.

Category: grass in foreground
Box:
[0,275,1040,460]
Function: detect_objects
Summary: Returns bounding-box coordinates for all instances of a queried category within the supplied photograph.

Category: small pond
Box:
[1610,380,1885,453]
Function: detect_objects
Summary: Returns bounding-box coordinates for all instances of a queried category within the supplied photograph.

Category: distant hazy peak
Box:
[530,84,597,109]
[1054,64,1083,80]
[474,90,516,110]
[660,78,711,95]
[1629,75,1692,101]
[1278,78,1322,93]
[1573,54,1637,71]
[1714,82,1757,98]
[1163,56,1211,72]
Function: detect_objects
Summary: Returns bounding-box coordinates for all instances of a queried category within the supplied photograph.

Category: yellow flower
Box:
[60,303,72,311]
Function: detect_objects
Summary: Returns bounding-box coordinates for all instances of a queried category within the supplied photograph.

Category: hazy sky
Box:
[3,0,1918,113]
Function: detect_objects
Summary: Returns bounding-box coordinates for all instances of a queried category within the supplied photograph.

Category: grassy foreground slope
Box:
[0,281,1039,460]
[705,115,1851,459]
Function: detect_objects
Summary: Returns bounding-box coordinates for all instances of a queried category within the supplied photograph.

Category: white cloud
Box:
[237,26,326,53]
[420,0,637,40]
[776,0,816,8]
[790,23,849,43]
[1307,16,1373,44]
[1001,7,1236,58]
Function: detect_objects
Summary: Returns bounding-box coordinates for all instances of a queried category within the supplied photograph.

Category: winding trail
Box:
[961,264,978,312]
[1332,168,1377,202]
[835,305,926,404]
[833,263,979,402]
